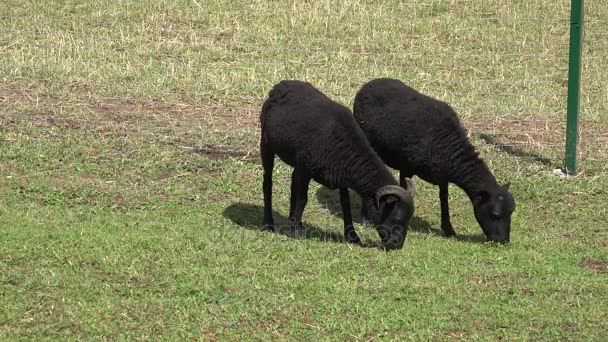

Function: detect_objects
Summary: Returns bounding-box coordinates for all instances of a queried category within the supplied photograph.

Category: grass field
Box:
[1,0,607,340]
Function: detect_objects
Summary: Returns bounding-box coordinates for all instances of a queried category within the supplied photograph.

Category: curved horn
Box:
[375,184,413,208]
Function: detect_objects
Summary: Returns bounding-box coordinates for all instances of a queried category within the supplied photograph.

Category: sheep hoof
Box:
[442,227,456,238]
[289,226,304,239]
[344,227,361,244]
[262,224,275,232]
[346,235,361,245]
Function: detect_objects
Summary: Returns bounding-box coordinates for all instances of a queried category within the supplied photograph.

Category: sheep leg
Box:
[439,183,456,237]
[360,197,371,225]
[339,188,361,244]
[288,168,311,239]
[261,142,275,231]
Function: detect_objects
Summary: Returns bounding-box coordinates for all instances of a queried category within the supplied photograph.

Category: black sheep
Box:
[353,78,514,243]
[260,80,415,250]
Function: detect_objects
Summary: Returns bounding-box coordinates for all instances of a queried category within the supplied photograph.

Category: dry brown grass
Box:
[1,0,607,172]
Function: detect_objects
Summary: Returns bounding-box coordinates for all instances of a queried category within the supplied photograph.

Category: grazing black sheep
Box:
[260,80,415,250]
[353,78,514,243]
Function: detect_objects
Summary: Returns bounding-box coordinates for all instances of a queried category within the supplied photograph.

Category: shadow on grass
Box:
[314,186,488,244]
[223,202,382,247]
[476,133,559,169]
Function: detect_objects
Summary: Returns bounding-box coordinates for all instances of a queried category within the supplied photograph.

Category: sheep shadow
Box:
[476,133,559,169]
[223,202,382,248]
[314,186,487,244]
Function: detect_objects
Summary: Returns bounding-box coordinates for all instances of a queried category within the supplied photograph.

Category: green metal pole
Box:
[565,0,584,174]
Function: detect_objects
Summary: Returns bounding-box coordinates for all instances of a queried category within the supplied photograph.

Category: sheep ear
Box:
[401,177,416,198]
[502,183,511,191]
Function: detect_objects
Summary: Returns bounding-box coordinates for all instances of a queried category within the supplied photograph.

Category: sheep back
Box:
[354,78,487,186]
[261,80,394,191]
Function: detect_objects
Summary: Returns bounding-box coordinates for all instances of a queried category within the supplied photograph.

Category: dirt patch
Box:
[0,87,39,106]
[579,260,607,273]
[466,116,608,166]
[2,86,259,132]
[178,143,257,162]
[87,97,258,124]
[2,90,262,156]
[466,116,565,148]
[4,85,607,171]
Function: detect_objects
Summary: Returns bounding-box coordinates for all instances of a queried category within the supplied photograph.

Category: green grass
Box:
[1,0,607,340]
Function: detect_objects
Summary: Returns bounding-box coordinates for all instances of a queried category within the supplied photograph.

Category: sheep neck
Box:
[349,158,397,197]
[328,125,398,197]
[448,146,498,198]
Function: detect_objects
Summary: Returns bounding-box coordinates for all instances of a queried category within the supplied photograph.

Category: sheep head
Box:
[473,183,515,244]
[374,180,415,250]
